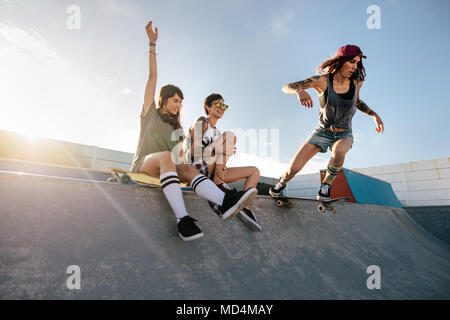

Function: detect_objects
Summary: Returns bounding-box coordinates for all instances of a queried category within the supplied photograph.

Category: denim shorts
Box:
[306,126,354,153]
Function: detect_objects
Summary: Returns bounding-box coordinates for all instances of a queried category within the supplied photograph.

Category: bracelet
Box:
[149,50,157,55]
[149,42,156,47]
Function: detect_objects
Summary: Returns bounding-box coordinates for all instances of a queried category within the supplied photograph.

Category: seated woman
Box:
[185,93,261,231]
[130,22,257,241]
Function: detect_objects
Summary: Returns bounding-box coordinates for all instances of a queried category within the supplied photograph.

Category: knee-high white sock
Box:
[191,174,225,205]
[160,172,188,221]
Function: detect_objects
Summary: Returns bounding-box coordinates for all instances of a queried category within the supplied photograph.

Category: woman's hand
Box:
[297,89,314,108]
[146,21,158,43]
[216,166,227,180]
[373,114,384,133]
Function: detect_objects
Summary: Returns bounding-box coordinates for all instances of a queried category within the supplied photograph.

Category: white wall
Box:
[285,157,450,207]
[73,145,134,171]
[285,173,321,199]
[354,158,450,207]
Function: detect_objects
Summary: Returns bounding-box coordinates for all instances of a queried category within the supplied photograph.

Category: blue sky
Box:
[1,0,449,177]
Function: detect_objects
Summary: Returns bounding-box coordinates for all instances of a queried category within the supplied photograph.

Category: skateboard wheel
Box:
[107,177,117,183]
[276,200,284,207]
[120,174,131,184]
[331,206,337,213]
[287,202,294,208]
[317,205,326,213]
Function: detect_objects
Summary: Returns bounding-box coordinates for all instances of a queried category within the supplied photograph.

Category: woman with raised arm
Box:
[131,21,257,241]
[269,45,384,200]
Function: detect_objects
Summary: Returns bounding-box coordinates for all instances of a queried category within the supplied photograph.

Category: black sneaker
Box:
[269,181,286,198]
[219,188,258,220]
[238,208,262,232]
[317,182,331,201]
[177,216,204,241]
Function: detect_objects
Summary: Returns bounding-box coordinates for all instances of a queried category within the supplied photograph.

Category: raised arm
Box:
[282,75,326,108]
[141,21,158,117]
[356,81,384,133]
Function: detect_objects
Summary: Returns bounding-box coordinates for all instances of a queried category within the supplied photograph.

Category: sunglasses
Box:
[211,102,229,110]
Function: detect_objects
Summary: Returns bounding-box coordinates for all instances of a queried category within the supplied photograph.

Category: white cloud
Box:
[115,88,132,95]
[0,24,60,60]
[270,9,294,37]
[99,0,135,16]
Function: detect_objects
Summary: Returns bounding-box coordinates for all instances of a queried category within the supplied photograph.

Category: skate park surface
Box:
[1,170,449,300]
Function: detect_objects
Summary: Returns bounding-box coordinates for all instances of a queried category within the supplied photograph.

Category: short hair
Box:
[203,93,223,115]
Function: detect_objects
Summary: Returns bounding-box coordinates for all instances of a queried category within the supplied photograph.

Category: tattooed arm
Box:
[356,99,377,116]
[282,75,322,94]
[282,75,326,109]
[356,81,384,133]
[357,99,384,133]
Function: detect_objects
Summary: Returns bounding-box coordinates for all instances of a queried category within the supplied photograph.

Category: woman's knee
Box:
[331,148,347,161]
[251,166,260,178]
[141,151,172,174]
[176,163,199,183]
[222,131,236,144]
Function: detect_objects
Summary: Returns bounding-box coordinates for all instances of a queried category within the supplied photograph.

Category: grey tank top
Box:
[318,74,359,130]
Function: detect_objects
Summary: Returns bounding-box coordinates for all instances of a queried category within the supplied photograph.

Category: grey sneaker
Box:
[317,182,331,201]
[269,181,286,198]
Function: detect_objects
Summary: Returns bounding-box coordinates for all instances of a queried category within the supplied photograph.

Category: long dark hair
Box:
[203,93,223,115]
[157,84,183,129]
[317,56,366,81]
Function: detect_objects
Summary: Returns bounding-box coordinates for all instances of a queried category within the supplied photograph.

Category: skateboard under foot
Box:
[272,195,350,213]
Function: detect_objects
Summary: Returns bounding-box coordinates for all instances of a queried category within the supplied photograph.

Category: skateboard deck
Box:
[272,195,350,213]
[107,167,190,189]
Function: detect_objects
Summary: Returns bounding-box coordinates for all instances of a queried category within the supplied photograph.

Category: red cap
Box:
[337,45,367,59]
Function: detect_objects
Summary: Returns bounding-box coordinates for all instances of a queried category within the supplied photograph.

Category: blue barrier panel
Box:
[344,169,403,208]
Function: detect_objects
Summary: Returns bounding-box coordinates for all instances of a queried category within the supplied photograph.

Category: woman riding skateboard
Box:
[186,93,262,231]
[270,45,384,200]
[131,21,257,241]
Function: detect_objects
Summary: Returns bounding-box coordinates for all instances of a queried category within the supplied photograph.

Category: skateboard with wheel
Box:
[273,196,294,208]
[107,167,191,190]
[315,197,350,213]
[272,195,350,213]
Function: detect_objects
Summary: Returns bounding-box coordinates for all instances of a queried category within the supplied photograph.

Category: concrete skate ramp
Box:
[1,171,449,299]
